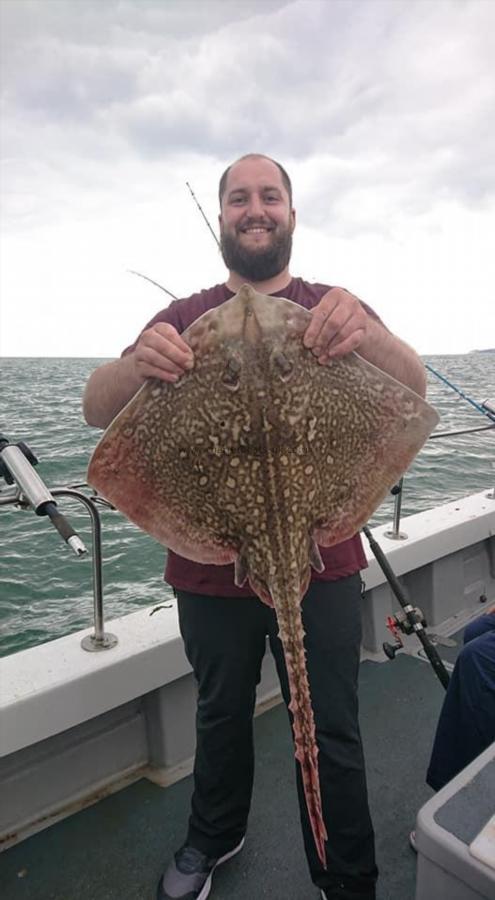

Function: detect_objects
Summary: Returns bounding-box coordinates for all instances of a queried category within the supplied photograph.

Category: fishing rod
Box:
[362,525,450,690]
[128,269,178,301]
[128,181,219,300]
[361,365,494,686]
[426,363,495,423]
[186,181,220,250]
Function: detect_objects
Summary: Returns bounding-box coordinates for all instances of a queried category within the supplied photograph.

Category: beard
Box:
[220,222,293,282]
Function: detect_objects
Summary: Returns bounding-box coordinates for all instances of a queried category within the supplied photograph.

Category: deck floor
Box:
[1,650,450,900]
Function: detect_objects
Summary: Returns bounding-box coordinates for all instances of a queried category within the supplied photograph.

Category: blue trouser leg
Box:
[427,616,495,791]
[463,613,495,643]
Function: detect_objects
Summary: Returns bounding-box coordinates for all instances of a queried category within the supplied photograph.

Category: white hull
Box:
[1,489,494,850]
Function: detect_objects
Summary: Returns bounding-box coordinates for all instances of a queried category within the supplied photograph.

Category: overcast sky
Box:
[1,0,494,357]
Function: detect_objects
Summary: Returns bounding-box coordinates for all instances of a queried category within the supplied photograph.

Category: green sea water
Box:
[1,354,494,658]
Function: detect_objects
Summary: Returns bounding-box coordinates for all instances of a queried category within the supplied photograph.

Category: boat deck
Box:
[1,645,454,900]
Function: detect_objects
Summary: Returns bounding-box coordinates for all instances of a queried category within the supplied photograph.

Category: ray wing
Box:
[297,352,438,546]
[88,289,438,562]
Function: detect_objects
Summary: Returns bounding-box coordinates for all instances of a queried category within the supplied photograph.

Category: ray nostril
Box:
[222,357,242,390]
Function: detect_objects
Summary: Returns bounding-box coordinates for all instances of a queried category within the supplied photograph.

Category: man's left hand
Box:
[303,287,369,363]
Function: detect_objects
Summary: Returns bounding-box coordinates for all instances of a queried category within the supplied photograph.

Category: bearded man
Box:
[83,153,426,900]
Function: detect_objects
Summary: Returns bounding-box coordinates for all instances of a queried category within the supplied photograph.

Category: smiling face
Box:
[219,155,296,283]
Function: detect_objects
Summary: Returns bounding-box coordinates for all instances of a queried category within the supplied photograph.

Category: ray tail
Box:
[271,585,328,868]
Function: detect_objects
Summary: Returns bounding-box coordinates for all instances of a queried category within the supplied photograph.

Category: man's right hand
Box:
[83,324,194,428]
[133,323,195,383]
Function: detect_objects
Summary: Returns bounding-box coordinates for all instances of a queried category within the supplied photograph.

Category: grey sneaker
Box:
[157,837,245,900]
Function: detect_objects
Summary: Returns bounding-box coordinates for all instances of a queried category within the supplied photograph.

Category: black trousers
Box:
[177,575,377,896]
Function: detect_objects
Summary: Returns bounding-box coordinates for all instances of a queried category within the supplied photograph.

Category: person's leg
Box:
[427,629,495,791]
[177,590,269,856]
[268,575,377,898]
[463,612,495,645]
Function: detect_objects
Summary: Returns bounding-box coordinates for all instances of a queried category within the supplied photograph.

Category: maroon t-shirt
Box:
[123,278,383,597]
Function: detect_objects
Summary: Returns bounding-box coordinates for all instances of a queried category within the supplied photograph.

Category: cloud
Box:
[2,0,494,210]
[1,0,494,356]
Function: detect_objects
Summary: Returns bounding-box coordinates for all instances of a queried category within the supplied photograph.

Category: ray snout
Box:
[242,300,264,345]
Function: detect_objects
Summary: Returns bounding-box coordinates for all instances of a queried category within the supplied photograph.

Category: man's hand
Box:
[83,323,195,428]
[133,323,195,383]
[303,287,369,364]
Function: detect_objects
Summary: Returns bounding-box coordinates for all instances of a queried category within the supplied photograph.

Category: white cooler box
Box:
[415,741,495,900]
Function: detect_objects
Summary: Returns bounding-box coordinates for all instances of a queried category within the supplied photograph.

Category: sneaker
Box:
[157,837,245,900]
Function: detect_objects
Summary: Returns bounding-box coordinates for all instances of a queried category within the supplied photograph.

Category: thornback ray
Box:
[87,284,439,867]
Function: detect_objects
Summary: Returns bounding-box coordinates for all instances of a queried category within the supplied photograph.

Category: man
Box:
[83,154,426,900]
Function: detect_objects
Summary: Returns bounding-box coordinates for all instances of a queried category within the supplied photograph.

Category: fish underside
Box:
[88,285,439,867]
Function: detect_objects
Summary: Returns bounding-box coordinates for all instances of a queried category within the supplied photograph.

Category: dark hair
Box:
[218,154,293,207]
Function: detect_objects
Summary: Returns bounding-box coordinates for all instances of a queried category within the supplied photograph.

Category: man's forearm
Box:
[359,319,427,398]
[83,354,144,429]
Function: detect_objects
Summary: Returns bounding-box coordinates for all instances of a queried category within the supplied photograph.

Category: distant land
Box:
[468,348,495,354]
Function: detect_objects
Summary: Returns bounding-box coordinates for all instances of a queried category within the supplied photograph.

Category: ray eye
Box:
[222,357,241,390]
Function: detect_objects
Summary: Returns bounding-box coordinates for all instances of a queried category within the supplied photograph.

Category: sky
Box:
[1,0,494,358]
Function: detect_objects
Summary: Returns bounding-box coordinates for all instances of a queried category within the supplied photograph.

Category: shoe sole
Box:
[196,837,245,900]
[157,837,245,900]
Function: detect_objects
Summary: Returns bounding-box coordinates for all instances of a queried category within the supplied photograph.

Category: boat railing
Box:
[53,485,119,652]
[385,420,495,540]
[0,437,118,652]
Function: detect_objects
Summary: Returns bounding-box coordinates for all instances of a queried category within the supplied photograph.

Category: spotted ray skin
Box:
[88,284,439,866]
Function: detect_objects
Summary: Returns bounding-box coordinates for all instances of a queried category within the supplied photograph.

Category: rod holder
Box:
[50,488,118,652]
[384,478,408,541]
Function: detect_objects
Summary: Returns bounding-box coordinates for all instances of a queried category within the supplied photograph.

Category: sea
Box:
[1,354,494,658]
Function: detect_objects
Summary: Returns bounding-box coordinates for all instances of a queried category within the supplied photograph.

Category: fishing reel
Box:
[0,434,86,556]
[383,608,427,659]
[0,436,39,486]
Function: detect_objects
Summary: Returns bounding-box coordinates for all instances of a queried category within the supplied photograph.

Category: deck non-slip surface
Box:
[1,654,446,900]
